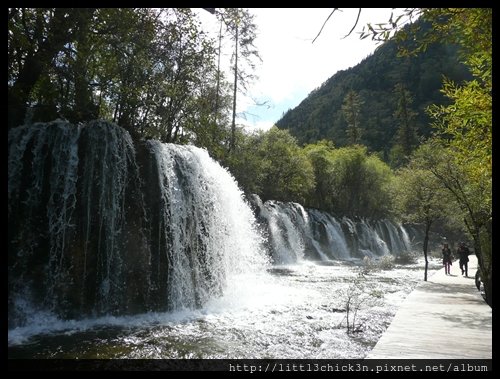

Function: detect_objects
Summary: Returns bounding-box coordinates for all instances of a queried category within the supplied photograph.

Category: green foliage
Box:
[8,8,98,127]
[222,129,266,195]
[341,90,363,145]
[229,136,395,218]
[362,7,491,301]
[8,8,237,157]
[303,140,336,211]
[225,127,315,204]
[392,83,418,162]
[392,149,454,226]
[318,145,393,218]
[256,127,315,203]
[412,139,491,296]
[428,78,491,187]
[388,143,406,169]
[422,8,490,304]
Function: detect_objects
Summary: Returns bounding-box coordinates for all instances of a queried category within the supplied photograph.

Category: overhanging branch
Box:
[312,8,338,44]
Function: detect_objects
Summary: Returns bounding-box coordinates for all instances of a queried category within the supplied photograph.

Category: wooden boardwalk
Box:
[366,255,492,359]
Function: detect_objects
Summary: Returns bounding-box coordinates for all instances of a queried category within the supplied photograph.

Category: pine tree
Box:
[341,90,363,145]
[393,83,418,157]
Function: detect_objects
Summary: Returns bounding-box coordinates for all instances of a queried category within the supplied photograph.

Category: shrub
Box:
[394,251,418,264]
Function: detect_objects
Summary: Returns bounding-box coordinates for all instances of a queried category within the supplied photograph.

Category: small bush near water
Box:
[394,251,418,265]
[362,255,395,273]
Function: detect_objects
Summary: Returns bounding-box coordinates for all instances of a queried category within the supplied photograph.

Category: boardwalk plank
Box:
[366,255,491,359]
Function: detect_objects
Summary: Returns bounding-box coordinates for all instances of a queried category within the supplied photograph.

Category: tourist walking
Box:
[442,243,453,275]
[457,242,470,277]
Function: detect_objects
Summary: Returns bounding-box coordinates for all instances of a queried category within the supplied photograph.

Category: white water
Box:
[253,197,413,264]
[309,210,351,260]
[8,121,271,328]
[8,258,443,358]
[8,269,278,346]
[148,141,270,309]
[254,199,306,264]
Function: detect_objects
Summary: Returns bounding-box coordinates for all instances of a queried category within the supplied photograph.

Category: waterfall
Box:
[148,141,268,309]
[251,197,414,263]
[399,225,412,251]
[8,121,268,327]
[308,210,351,260]
[9,121,85,323]
[253,199,306,264]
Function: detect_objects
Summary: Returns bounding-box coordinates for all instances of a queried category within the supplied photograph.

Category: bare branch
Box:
[312,8,338,44]
[342,8,362,39]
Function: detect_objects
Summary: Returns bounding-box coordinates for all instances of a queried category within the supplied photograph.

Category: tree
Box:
[8,8,230,151]
[328,146,393,218]
[257,127,315,204]
[303,140,336,211]
[223,127,316,204]
[69,8,99,123]
[392,83,418,164]
[393,145,456,280]
[415,139,491,305]
[213,16,224,126]
[222,129,265,196]
[142,9,220,143]
[341,90,363,145]
[217,8,261,153]
[340,7,492,304]
[423,9,491,306]
[8,8,94,128]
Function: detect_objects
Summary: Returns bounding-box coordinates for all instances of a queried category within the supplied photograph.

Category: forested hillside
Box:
[276,21,472,159]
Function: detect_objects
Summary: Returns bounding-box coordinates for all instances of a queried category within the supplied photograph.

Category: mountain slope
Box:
[276,23,471,155]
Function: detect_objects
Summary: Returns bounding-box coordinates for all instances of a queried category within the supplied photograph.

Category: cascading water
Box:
[399,225,412,251]
[252,197,307,264]
[308,210,351,260]
[148,141,268,310]
[8,120,268,328]
[251,196,414,263]
[355,219,391,258]
[9,121,84,324]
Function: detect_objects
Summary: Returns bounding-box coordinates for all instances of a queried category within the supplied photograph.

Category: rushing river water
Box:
[8,257,442,359]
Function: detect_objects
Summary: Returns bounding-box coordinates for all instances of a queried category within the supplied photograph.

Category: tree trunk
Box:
[471,225,492,307]
[423,220,432,281]
[73,9,98,122]
[463,216,491,307]
[230,22,238,153]
[214,18,223,125]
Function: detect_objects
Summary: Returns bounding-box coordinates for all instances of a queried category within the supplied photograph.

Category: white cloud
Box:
[243,120,274,133]
[245,8,410,128]
[196,8,409,131]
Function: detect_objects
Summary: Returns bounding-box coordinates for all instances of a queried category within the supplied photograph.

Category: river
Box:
[8,257,442,359]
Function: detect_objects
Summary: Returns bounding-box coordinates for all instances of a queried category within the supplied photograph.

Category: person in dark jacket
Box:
[442,243,453,275]
[457,242,470,277]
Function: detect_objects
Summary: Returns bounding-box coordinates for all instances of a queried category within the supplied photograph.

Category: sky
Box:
[197,8,408,132]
